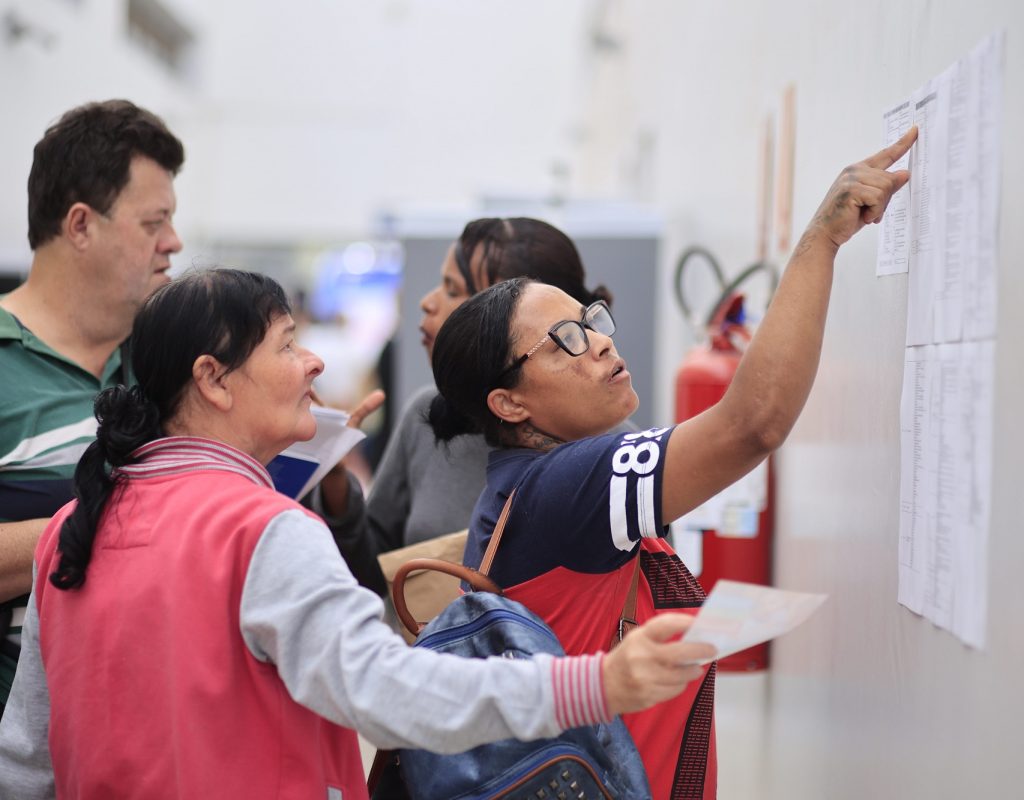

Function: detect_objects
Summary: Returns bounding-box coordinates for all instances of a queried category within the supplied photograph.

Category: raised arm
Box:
[661,127,918,523]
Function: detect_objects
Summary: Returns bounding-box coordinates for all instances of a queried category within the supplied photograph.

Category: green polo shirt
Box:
[0,304,129,706]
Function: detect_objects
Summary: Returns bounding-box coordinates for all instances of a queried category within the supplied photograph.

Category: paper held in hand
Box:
[266,406,366,500]
[681,580,827,665]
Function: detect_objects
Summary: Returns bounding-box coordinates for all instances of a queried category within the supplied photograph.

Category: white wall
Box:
[186,0,594,241]
[572,2,1023,797]
[1,0,598,264]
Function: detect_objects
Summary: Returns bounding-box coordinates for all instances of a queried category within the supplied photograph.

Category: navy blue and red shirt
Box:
[464,427,717,800]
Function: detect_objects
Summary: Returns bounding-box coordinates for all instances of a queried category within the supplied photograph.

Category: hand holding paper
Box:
[681,580,827,665]
[267,405,367,500]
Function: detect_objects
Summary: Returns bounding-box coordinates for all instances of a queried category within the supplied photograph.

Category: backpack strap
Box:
[610,555,642,650]
[477,488,517,578]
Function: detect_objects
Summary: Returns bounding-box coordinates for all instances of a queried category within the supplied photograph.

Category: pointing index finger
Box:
[865,125,919,169]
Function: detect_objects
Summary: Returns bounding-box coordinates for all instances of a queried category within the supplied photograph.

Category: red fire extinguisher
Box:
[672,247,777,672]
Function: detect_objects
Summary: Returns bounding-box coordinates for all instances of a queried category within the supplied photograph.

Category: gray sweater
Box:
[367,385,490,550]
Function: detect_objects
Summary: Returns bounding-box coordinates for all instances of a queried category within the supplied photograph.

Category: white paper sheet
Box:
[267,406,366,500]
[965,34,1004,341]
[897,342,993,647]
[898,346,928,615]
[877,100,913,276]
[953,340,994,648]
[905,75,950,345]
[681,580,827,664]
[879,31,1002,349]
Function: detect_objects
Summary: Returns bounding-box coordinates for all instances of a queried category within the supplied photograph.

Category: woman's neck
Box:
[163,408,270,465]
[512,422,565,452]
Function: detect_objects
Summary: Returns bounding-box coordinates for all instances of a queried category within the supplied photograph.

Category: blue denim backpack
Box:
[374,489,650,800]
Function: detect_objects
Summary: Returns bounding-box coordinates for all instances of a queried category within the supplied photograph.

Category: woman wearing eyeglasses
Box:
[320,218,621,587]
[428,129,918,799]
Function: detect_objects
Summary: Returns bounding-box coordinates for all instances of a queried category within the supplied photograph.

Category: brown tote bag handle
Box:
[392,559,502,636]
[391,490,518,637]
[613,553,642,650]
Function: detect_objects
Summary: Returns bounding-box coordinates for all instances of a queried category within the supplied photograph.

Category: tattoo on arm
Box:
[792,228,817,258]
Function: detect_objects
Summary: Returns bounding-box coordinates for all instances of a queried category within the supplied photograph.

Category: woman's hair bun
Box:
[426,392,479,443]
[93,385,161,467]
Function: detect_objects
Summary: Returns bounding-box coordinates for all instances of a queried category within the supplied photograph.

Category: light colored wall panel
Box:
[576,2,1023,796]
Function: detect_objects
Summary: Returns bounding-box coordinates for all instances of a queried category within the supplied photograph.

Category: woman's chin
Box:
[273,422,318,457]
[607,392,640,429]
[295,422,318,444]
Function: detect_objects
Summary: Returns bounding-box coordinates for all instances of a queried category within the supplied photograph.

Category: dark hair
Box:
[28,99,185,250]
[454,218,613,307]
[428,278,530,447]
[50,269,290,590]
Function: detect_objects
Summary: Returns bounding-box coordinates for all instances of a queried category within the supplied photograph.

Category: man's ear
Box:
[487,387,530,425]
[63,203,95,251]
[192,355,233,412]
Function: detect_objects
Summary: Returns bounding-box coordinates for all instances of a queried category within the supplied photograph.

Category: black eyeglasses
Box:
[498,301,616,380]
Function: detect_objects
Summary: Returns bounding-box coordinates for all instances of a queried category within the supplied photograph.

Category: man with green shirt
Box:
[0,100,185,711]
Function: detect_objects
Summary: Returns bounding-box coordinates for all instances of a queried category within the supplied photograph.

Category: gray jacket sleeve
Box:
[0,567,55,800]
[240,509,585,752]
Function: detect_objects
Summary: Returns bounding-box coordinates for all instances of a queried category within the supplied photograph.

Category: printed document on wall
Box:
[898,342,993,648]
[877,100,913,276]
[895,31,1002,648]
[877,31,1003,347]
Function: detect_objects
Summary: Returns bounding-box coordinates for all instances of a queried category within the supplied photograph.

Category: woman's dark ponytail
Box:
[426,393,479,443]
[50,386,160,590]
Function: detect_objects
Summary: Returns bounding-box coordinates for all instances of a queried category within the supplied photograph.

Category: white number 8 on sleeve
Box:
[611,441,660,476]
